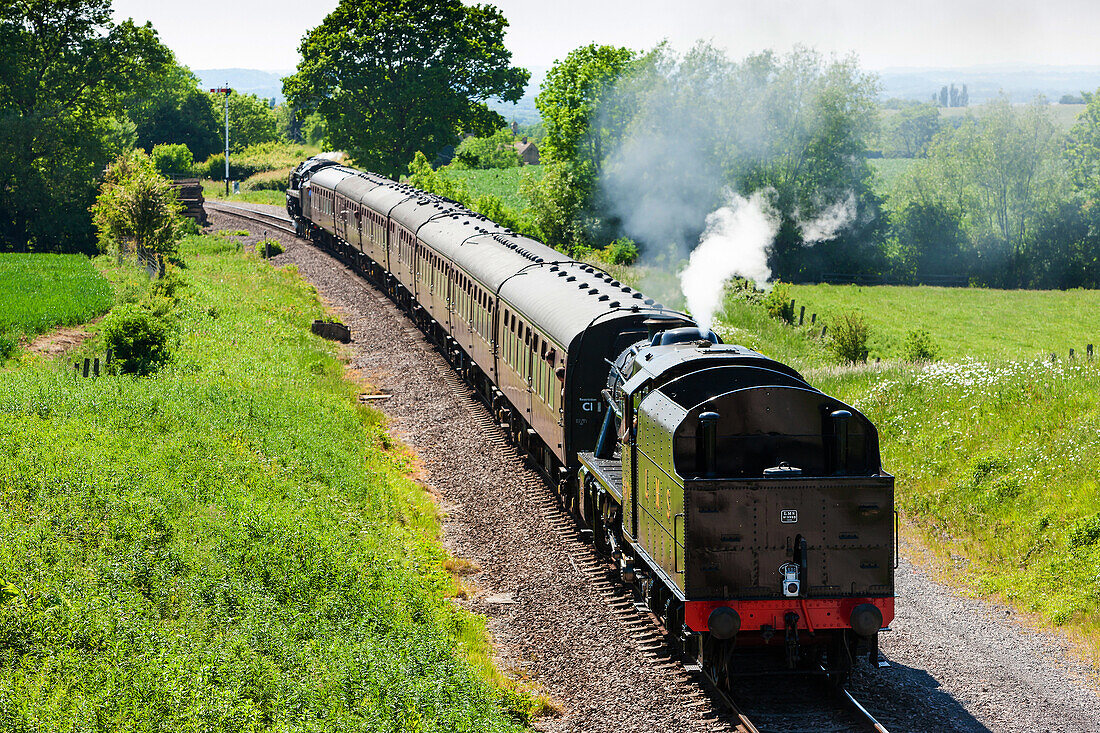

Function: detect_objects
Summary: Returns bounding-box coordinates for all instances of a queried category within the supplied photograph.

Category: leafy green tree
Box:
[884,103,943,157]
[222,91,278,152]
[536,44,635,169]
[1066,89,1100,206]
[453,128,519,169]
[124,59,221,159]
[0,0,170,253]
[893,97,1065,285]
[285,0,528,177]
[92,149,185,259]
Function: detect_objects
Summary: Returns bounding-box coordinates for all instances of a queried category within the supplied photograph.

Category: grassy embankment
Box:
[714,285,1100,654]
[200,143,322,207]
[0,237,534,731]
[0,253,113,358]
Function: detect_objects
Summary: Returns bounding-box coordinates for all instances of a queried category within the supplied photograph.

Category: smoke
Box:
[680,190,779,332]
[595,44,874,315]
[798,192,858,243]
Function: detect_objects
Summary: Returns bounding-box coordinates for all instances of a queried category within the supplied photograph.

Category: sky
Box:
[112,0,1100,72]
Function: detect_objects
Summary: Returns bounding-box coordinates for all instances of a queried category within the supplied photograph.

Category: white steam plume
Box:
[798,192,858,243]
[680,190,779,332]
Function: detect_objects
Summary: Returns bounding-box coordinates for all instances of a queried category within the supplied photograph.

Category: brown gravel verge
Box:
[209,208,1100,733]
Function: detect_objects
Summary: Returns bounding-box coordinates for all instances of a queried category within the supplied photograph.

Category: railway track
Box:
[206,201,893,733]
[205,199,297,236]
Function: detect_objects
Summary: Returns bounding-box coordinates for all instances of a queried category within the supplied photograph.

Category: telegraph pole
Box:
[210,85,232,195]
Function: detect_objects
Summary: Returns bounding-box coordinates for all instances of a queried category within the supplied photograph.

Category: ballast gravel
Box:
[210,205,1100,733]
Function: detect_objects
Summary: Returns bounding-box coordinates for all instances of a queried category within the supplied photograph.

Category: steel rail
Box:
[842,687,891,733]
[205,200,298,236]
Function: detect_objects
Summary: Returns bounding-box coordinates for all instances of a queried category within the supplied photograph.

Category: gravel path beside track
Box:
[209,207,1100,732]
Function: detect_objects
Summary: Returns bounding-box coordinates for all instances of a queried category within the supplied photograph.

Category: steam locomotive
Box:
[286,157,895,682]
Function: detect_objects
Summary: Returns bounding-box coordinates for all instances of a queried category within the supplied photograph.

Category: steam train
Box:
[286,157,896,682]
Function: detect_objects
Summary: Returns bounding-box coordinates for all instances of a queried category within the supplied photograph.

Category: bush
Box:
[0,333,17,361]
[151,143,194,178]
[257,240,285,258]
[828,310,870,363]
[453,128,520,169]
[903,328,939,361]
[762,282,795,323]
[603,237,639,265]
[103,304,171,375]
[1069,514,1100,548]
[243,168,292,192]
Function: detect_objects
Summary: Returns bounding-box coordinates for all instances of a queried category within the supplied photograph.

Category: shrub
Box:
[103,304,171,375]
[828,310,870,363]
[452,128,520,169]
[151,143,194,178]
[762,281,795,323]
[257,239,285,258]
[1069,514,1100,548]
[604,237,639,265]
[904,328,939,361]
[243,168,292,192]
[92,149,185,260]
[0,333,17,361]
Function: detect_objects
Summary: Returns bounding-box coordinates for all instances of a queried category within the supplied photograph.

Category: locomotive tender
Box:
[287,157,896,681]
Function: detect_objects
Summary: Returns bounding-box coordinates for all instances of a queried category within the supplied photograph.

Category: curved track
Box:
[209,201,893,733]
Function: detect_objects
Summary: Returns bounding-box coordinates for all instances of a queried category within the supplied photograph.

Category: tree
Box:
[452,128,519,169]
[92,149,184,260]
[124,59,221,159]
[0,0,170,253]
[940,86,949,107]
[221,91,278,152]
[891,97,1066,286]
[536,44,635,169]
[284,0,528,177]
[884,103,943,157]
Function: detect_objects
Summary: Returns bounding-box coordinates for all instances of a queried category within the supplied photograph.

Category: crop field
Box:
[0,239,531,732]
[786,283,1100,362]
[441,165,542,211]
[0,253,112,349]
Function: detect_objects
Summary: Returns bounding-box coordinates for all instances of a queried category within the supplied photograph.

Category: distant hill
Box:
[877,65,1100,104]
[195,69,290,103]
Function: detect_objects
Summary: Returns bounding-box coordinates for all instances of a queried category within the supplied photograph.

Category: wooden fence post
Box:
[82,358,90,378]
[1088,344,1094,361]
[821,325,828,338]
[799,305,805,325]
[811,313,816,325]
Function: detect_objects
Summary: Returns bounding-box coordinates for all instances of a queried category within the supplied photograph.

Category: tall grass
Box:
[0,253,113,347]
[0,238,529,732]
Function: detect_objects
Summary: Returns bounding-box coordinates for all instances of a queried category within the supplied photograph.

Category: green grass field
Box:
[440,165,542,211]
[785,283,1100,362]
[0,253,113,351]
[0,238,532,731]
